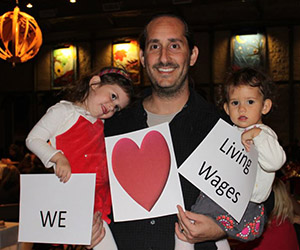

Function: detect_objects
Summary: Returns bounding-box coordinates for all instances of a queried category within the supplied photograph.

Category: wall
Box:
[1,25,300,155]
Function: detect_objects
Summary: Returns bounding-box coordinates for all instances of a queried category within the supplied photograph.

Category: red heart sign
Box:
[112,130,171,211]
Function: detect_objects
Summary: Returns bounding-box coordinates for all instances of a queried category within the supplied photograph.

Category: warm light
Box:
[26,3,33,8]
[58,46,74,58]
[113,40,140,84]
[70,0,76,3]
[52,45,77,88]
[0,6,43,65]
[114,43,131,52]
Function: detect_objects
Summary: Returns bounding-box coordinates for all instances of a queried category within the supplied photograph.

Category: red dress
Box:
[56,116,111,223]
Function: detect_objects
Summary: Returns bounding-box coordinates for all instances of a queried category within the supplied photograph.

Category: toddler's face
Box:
[85,83,129,119]
[223,85,271,128]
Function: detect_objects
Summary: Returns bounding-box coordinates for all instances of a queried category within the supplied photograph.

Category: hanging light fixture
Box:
[0,0,42,65]
[26,2,33,8]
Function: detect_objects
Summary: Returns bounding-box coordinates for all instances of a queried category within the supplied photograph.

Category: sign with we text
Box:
[18,174,95,245]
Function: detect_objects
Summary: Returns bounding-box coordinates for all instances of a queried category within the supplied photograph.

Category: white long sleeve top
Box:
[238,124,286,203]
[26,100,98,169]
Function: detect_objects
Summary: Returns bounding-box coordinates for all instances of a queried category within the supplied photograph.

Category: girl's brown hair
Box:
[216,67,277,111]
[62,66,134,104]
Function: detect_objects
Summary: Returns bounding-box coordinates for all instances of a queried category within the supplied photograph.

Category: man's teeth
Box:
[158,68,174,72]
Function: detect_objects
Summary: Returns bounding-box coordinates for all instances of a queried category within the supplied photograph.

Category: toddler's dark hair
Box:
[62,67,134,104]
[216,67,277,111]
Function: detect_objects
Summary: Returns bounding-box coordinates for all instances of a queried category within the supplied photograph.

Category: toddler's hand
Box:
[241,127,261,152]
[51,152,71,183]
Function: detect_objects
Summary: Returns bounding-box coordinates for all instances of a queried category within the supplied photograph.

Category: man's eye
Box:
[112,93,117,100]
[170,44,179,49]
[231,101,239,106]
[248,100,255,104]
[150,44,159,50]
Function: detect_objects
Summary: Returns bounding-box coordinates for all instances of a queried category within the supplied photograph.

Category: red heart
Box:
[112,130,171,211]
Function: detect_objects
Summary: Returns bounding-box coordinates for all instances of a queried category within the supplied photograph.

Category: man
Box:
[90,14,273,250]
[103,14,225,250]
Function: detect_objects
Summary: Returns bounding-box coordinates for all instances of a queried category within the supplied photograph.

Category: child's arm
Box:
[241,127,262,152]
[26,102,72,174]
[245,125,286,203]
[251,125,286,172]
[242,126,286,171]
[51,152,71,183]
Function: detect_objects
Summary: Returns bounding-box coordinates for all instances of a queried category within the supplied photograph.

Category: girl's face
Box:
[84,83,129,119]
[223,85,272,128]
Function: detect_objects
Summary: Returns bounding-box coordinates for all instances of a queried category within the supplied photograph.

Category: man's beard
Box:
[147,62,189,98]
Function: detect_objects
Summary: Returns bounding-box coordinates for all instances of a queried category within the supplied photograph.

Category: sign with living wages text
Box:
[18,174,95,245]
[178,119,258,222]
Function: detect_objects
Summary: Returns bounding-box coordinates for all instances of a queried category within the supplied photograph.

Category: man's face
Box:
[140,16,198,97]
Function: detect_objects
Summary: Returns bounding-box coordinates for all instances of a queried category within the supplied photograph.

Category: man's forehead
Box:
[148,16,184,30]
[146,17,186,42]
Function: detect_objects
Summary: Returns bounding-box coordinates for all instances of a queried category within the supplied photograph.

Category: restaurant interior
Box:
[0,0,300,249]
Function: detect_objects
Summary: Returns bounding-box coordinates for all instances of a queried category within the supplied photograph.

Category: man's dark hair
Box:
[139,13,195,53]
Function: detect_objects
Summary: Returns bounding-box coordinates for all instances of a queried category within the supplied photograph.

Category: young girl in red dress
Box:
[26,67,133,249]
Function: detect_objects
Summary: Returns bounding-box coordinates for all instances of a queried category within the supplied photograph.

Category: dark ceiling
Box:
[2,0,300,43]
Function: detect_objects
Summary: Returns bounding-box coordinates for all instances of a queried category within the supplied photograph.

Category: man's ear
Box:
[189,46,199,66]
[139,50,145,68]
[89,75,101,88]
[223,103,230,116]
[262,99,272,115]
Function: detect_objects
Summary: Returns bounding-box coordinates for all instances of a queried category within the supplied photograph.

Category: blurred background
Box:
[0,0,300,183]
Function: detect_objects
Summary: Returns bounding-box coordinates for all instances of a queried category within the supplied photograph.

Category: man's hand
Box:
[86,211,105,249]
[175,205,226,243]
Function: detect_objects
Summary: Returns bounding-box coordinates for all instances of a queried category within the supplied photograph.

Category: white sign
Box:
[18,174,95,245]
[178,119,258,222]
[105,123,184,222]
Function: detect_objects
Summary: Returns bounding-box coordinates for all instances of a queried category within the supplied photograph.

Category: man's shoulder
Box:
[189,89,220,117]
[186,89,232,127]
[104,101,146,136]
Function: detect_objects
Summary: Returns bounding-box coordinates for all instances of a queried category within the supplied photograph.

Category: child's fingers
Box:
[66,171,71,182]
[55,168,62,179]
[62,171,71,183]
[56,167,71,183]
[61,171,70,183]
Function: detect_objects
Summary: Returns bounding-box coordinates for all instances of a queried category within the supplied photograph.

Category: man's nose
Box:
[159,47,169,64]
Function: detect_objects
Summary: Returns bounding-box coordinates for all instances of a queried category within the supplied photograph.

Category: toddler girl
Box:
[175,67,286,249]
[26,66,134,250]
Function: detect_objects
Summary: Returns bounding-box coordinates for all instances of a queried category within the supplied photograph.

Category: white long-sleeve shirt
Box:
[26,100,98,169]
[238,124,286,203]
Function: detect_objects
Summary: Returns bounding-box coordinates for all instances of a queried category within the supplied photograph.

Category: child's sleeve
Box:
[26,103,66,169]
[253,125,286,172]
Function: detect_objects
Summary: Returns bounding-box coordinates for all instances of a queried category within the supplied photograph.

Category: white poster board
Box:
[178,119,258,222]
[18,174,95,245]
[105,123,184,222]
